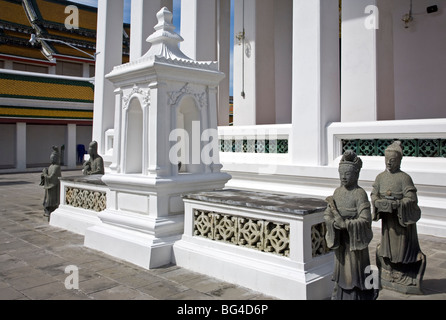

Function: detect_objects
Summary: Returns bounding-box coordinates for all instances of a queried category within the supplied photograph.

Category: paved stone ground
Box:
[1,170,445,301]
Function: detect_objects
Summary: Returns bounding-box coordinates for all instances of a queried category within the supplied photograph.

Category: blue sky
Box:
[70,0,182,30]
[71,0,234,95]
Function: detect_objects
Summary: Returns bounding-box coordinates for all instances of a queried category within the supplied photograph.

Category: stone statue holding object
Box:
[40,146,62,219]
[82,141,104,175]
[371,141,426,295]
[324,150,377,300]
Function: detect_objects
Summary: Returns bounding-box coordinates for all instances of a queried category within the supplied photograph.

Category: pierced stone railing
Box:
[65,187,106,212]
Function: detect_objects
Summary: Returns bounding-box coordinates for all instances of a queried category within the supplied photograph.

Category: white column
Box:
[233,0,256,125]
[130,0,172,62]
[82,63,90,77]
[290,0,340,166]
[4,60,13,69]
[217,0,231,126]
[233,0,277,126]
[341,0,395,122]
[92,0,124,158]
[180,0,217,61]
[66,124,77,169]
[16,122,26,171]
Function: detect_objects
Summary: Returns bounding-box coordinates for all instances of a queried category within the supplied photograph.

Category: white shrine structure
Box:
[51,0,446,299]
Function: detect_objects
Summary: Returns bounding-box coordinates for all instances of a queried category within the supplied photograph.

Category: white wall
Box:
[274,0,292,124]
[26,125,66,166]
[76,125,93,150]
[393,0,446,120]
[0,124,15,168]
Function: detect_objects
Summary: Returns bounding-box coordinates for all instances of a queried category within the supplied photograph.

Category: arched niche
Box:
[175,95,202,174]
[124,97,143,174]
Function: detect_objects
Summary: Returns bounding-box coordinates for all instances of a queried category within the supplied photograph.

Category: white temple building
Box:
[91,0,446,240]
[14,0,440,300]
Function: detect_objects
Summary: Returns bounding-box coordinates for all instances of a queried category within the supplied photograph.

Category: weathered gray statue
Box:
[40,146,62,218]
[325,150,377,300]
[371,141,426,294]
[82,141,104,175]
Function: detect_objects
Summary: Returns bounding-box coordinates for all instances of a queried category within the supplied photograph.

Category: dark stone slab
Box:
[183,189,327,216]
[59,175,106,186]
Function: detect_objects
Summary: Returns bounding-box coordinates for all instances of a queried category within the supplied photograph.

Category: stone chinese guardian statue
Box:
[371,141,426,294]
[82,141,104,175]
[324,150,377,300]
[40,146,62,219]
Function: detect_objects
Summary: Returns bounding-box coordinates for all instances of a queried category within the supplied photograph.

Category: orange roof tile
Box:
[35,0,97,31]
[0,1,32,27]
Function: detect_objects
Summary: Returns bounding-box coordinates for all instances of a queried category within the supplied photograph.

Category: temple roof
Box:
[0,70,94,122]
[0,71,94,102]
[0,0,130,64]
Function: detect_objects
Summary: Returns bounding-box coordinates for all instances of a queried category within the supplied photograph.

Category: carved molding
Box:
[122,85,150,109]
[167,83,206,111]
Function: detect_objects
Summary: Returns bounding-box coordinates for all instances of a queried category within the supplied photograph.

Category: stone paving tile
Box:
[1,170,445,301]
[181,275,231,294]
[114,272,161,289]
[7,270,58,292]
[138,279,190,299]
[76,274,120,295]
[207,284,265,300]
[20,281,67,300]
[166,288,217,300]
[89,284,155,300]
[0,286,27,300]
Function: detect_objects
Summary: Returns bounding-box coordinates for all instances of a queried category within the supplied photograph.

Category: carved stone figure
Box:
[371,141,426,295]
[325,150,377,300]
[40,146,62,218]
[82,141,104,175]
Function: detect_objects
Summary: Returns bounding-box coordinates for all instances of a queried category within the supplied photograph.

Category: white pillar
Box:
[217,0,231,126]
[82,63,90,77]
[92,0,124,159]
[341,0,395,122]
[4,60,13,69]
[66,124,77,169]
[16,122,26,171]
[130,0,172,62]
[233,0,277,126]
[290,0,340,166]
[233,0,256,125]
[180,0,217,61]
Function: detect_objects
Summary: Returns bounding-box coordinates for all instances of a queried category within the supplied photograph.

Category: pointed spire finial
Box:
[144,7,191,61]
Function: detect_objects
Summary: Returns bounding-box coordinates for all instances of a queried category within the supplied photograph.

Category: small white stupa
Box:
[84,7,231,269]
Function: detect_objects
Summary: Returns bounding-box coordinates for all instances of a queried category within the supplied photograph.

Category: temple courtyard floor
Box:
[1,170,445,301]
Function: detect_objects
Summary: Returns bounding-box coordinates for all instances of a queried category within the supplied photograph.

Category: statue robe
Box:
[371,170,422,264]
[83,156,104,175]
[42,163,61,213]
[324,187,374,299]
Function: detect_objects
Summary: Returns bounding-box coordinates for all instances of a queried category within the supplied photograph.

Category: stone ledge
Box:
[183,189,327,216]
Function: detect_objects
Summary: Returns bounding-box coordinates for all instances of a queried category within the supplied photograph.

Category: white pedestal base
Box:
[173,235,334,300]
[50,205,102,236]
[85,222,181,269]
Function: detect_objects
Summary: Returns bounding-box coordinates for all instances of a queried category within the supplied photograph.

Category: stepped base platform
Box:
[173,189,334,300]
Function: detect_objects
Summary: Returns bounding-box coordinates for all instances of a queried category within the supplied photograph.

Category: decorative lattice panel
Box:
[193,209,331,258]
[219,139,288,154]
[65,187,106,212]
[342,139,446,158]
[193,209,290,257]
[311,223,330,257]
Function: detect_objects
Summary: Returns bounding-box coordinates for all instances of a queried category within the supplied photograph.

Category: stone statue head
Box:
[88,141,98,157]
[50,146,60,165]
[385,141,403,173]
[338,150,362,189]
